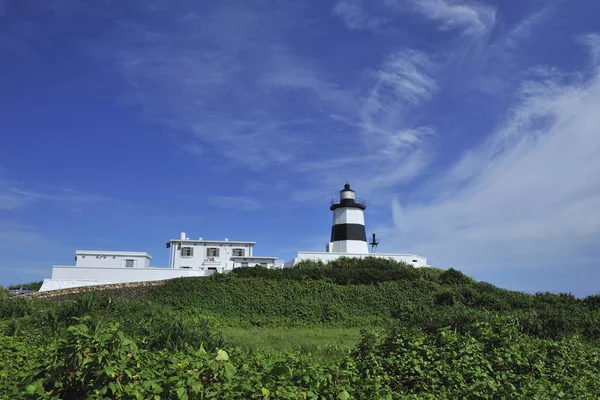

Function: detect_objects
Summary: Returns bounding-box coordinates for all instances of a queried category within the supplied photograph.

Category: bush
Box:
[583,294,600,309]
[434,291,456,306]
[439,268,472,285]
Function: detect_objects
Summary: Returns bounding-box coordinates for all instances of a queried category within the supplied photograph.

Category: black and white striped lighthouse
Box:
[328,183,368,254]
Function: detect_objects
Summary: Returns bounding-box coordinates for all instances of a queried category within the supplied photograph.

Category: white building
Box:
[39,233,280,292]
[285,184,427,268]
[168,232,279,274]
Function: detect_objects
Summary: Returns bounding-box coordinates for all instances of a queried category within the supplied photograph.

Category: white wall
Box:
[284,252,427,268]
[51,265,203,282]
[76,253,151,268]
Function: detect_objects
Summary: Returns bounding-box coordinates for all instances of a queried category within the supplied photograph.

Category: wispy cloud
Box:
[386,41,600,270]
[0,174,45,210]
[0,173,126,212]
[288,48,437,203]
[580,33,600,66]
[90,2,439,206]
[502,8,553,52]
[94,3,336,170]
[332,0,389,31]
[405,0,496,37]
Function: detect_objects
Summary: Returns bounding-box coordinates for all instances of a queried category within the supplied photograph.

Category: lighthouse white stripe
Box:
[332,208,365,225]
[331,240,369,254]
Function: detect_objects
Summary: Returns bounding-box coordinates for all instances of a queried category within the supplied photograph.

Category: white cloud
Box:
[0,175,126,212]
[96,4,348,171]
[580,33,600,66]
[359,49,436,158]
[387,45,600,271]
[502,8,552,51]
[95,3,437,203]
[332,0,388,31]
[406,0,496,37]
[288,48,437,203]
[0,180,43,210]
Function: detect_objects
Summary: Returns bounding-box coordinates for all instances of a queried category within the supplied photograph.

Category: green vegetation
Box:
[2,258,600,398]
[220,326,363,358]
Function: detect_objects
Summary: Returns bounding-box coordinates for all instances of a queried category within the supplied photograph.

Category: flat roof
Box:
[296,251,425,258]
[76,250,152,258]
[171,239,256,245]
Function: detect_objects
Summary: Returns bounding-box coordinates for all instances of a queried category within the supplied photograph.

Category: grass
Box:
[219,326,366,358]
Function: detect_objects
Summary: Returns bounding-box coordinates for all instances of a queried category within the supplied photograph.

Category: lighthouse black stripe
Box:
[330,224,367,242]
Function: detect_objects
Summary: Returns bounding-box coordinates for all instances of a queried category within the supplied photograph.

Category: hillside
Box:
[150,258,600,341]
[2,259,600,398]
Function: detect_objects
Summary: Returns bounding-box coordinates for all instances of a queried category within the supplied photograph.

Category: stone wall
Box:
[26,279,169,301]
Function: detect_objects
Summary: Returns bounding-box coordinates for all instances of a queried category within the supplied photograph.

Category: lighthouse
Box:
[328,183,369,254]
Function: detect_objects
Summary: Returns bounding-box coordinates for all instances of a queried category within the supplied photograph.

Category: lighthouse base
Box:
[283,251,427,268]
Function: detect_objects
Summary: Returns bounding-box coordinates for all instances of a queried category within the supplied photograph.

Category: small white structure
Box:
[285,183,427,268]
[75,251,151,269]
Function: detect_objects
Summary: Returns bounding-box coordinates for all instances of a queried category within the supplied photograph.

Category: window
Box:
[181,266,191,269]
[181,247,194,257]
[207,248,220,257]
[412,260,418,263]
[232,248,245,257]
[125,259,135,268]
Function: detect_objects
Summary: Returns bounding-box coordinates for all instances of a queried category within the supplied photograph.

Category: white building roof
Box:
[76,250,152,259]
[297,251,424,258]
[171,239,256,245]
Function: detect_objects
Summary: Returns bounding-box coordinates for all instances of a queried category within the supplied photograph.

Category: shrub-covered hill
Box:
[150,258,600,341]
[2,260,600,398]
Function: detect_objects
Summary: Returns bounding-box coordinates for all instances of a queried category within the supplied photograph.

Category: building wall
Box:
[50,265,202,283]
[75,253,151,268]
[284,252,427,268]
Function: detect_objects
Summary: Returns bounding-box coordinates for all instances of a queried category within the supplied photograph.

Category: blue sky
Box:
[1,0,599,296]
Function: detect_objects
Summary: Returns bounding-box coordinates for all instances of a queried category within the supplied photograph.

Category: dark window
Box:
[232,248,245,257]
[125,259,135,268]
[207,248,220,257]
[181,247,194,257]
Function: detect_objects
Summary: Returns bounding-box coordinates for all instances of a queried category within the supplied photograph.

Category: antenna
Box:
[369,231,379,253]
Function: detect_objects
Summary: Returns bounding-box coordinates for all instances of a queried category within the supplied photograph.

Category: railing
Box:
[330,198,366,207]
